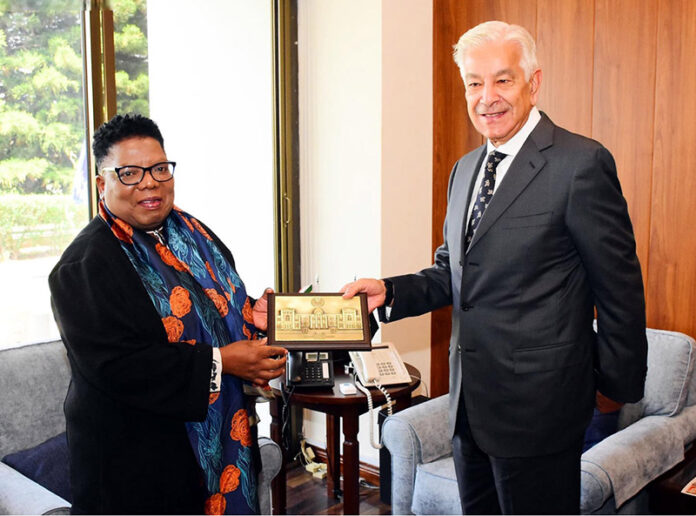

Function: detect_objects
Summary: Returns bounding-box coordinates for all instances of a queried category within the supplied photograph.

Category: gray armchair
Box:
[382,328,696,514]
[0,340,282,515]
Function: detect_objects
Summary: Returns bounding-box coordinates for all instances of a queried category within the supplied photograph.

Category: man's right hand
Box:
[220,338,287,386]
[340,278,387,313]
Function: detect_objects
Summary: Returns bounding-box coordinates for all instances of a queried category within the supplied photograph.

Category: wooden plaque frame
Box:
[268,292,371,350]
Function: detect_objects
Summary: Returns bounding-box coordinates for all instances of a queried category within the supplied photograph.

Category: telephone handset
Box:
[349,342,411,387]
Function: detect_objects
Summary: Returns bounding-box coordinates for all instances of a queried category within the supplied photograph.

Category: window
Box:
[0,1,291,355]
[0,1,89,349]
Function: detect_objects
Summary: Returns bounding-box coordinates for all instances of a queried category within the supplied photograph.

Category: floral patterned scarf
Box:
[99,201,259,515]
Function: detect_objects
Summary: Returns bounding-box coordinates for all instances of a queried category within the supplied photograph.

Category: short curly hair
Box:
[92,114,165,171]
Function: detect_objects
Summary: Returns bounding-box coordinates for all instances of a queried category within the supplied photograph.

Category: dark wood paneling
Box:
[592,0,656,295]
[432,0,696,390]
[536,0,594,136]
[432,0,472,398]
[647,0,696,335]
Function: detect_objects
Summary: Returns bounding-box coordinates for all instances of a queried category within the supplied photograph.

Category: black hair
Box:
[92,113,165,171]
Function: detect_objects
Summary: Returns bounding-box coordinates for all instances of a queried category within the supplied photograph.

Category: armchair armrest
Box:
[0,462,70,515]
[257,436,282,515]
[581,414,685,513]
[382,395,451,515]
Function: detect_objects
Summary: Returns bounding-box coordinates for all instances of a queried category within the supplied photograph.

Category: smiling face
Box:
[96,136,174,230]
[463,39,541,146]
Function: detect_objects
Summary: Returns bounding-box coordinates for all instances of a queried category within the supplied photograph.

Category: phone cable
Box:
[280,382,295,451]
[353,378,394,449]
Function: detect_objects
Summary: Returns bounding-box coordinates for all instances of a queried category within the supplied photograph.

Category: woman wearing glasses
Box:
[49,114,287,515]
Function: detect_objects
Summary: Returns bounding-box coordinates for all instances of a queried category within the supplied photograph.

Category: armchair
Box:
[0,340,282,515]
[382,328,696,514]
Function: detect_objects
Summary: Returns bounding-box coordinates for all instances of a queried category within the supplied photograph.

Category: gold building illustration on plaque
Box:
[274,295,364,342]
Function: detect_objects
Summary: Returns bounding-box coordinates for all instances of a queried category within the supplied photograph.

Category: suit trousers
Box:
[452,394,583,515]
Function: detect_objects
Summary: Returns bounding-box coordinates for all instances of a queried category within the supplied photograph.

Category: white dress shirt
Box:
[464,107,542,229]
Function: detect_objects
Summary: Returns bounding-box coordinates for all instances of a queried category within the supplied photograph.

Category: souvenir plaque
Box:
[268,292,371,350]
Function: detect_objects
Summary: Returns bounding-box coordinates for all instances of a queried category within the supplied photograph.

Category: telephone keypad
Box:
[377,362,396,377]
[287,351,334,388]
[303,363,328,381]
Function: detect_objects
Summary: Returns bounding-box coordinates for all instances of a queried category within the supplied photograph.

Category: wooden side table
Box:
[269,362,421,515]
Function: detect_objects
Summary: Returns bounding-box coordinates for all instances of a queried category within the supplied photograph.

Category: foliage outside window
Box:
[112,0,149,115]
[0,0,149,348]
[0,1,86,259]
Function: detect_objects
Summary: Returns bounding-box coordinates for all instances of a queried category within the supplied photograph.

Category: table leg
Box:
[326,414,341,499]
[269,396,286,515]
[342,412,360,514]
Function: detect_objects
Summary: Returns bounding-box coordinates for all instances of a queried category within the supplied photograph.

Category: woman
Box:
[49,114,287,515]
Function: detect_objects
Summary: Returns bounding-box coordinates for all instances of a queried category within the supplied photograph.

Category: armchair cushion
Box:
[581,413,684,511]
[635,329,695,417]
[1,432,71,503]
[412,456,461,515]
[382,394,451,464]
[0,341,69,456]
[382,395,451,515]
[0,462,70,515]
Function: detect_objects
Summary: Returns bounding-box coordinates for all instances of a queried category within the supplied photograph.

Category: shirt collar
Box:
[486,106,541,157]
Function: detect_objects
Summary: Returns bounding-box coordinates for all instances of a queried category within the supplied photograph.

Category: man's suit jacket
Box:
[386,113,647,458]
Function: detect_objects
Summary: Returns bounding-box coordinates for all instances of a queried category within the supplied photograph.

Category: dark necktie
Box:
[464,150,506,248]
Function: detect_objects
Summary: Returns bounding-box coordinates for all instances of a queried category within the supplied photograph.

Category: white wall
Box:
[298,0,382,291]
[298,0,433,466]
[147,0,275,298]
[298,0,383,465]
[381,0,433,396]
[147,0,276,435]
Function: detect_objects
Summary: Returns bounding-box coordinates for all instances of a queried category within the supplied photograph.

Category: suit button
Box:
[462,303,472,311]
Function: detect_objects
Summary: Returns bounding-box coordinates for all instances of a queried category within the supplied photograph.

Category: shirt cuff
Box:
[210,347,222,393]
[377,305,393,322]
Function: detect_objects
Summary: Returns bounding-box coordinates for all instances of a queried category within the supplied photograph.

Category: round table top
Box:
[271,362,421,407]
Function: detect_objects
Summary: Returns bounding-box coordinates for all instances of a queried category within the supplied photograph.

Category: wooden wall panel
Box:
[431,0,470,398]
[592,0,656,294]
[535,0,594,137]
[647,0,696,335]
[432,0,696,390]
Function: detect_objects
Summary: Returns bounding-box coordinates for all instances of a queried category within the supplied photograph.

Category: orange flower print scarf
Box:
[99,201,259,515]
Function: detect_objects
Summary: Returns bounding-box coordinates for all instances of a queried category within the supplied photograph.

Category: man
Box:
[342,21,647,514]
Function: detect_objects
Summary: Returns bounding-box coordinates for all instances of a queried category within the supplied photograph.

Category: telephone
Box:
[286,350,334,388]
[349,342,410,387]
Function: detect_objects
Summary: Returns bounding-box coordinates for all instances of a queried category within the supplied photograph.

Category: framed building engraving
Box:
[268,292,371,350]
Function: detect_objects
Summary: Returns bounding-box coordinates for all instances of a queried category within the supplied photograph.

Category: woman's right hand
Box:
[220,338,287,386]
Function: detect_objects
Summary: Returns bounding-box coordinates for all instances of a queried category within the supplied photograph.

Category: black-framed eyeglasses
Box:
[100,161,176,186]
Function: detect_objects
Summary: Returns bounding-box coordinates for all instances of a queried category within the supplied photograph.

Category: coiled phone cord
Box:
[354,378,394,449]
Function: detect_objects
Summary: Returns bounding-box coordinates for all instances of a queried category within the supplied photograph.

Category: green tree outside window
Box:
[0,0,149,260]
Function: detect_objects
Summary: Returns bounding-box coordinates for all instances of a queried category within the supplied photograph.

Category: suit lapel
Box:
[458,146,487,259]
[466,113,555,253]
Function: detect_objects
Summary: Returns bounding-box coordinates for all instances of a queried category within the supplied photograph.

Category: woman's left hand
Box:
[252,288,273,331]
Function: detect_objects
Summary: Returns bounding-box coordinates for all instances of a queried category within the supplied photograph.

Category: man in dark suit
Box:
[342,21,647,514]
